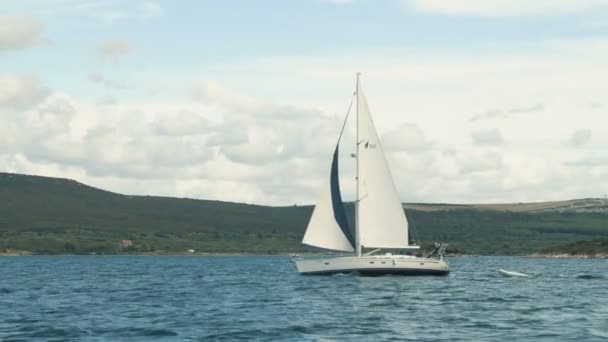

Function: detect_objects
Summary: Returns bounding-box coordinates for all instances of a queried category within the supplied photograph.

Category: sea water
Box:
[1,256,607,341]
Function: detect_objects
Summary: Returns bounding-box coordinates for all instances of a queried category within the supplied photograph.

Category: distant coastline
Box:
[0,250,282,257]
[527,253,608,259]
[2,172,607,256]
[3,250,607,259]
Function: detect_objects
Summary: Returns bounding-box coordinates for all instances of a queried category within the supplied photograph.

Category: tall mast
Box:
[355,72,361,257]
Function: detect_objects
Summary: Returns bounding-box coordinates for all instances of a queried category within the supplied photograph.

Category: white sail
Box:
[302,146,355,252]
[356,82,411,249]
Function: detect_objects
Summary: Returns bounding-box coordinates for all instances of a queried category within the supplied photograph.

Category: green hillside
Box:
[1,172,607,255]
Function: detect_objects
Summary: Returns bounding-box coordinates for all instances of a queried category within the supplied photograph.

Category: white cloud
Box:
[206,128,248,147]
[0,74,351,204]
[460,151,503,173]
[218,106,342,165]
[21,113,213,179]
[190,80,260,113]
[0,16,42,51]
[152,111,211,136]
[566,129,592,147]
[471,128,504,146]
[0,92,73,156]
[405,0,608,16]
[98,39,131,63]
[382,123,431,152]
[470,104,544,122]
[3,35,608,205]
[27,96,77,137]
[0,74,49,109]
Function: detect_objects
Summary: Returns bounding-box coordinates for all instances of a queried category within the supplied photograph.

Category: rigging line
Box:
[336,91,356,143]
[405,210,418,245]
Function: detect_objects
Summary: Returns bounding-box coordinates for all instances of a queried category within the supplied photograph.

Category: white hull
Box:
[294,255,449,276]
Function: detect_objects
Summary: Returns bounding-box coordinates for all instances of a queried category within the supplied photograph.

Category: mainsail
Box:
[302,145,355,252]
[356,83,410,249]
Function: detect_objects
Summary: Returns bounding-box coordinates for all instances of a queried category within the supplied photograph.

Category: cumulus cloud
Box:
[471,128,504,146]
[460,151,503,173]
[28,96,77,136]
[190,80,339,167]
[565,129,592,147]
[3,35,608,204]
[206,127,248,147]
[0,93,73,156]
[0,74,49,109]
[2,72,607,205]
[190,80,259,113]
[98,39,131,62]
[0,16,42,51]
[219,106,341,165]
[22,114,213,179]
[1,85,211,180]
[0,75,353,204]
[405,0,608,16]
[382,123,432,152]
[152,111,211,136]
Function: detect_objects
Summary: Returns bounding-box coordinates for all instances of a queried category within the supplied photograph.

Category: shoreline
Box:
[0,251,292,257]
[526,253,608,259]
[2,251,606,258]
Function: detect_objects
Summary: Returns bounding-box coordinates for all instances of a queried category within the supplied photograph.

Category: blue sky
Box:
[5,0,608,98]
[1,0,608,204]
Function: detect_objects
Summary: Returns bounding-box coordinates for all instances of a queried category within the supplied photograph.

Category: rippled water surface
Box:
[1,256,607,341]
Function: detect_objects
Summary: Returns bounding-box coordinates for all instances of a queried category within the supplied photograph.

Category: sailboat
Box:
[294,74,449,276]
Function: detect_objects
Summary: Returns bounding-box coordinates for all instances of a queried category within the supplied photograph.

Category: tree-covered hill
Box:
[1,172,607,255]
[0,173,311,253]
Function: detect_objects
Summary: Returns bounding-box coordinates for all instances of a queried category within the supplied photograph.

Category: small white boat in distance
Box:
[294,74,449,276]
[498,269,530,278]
